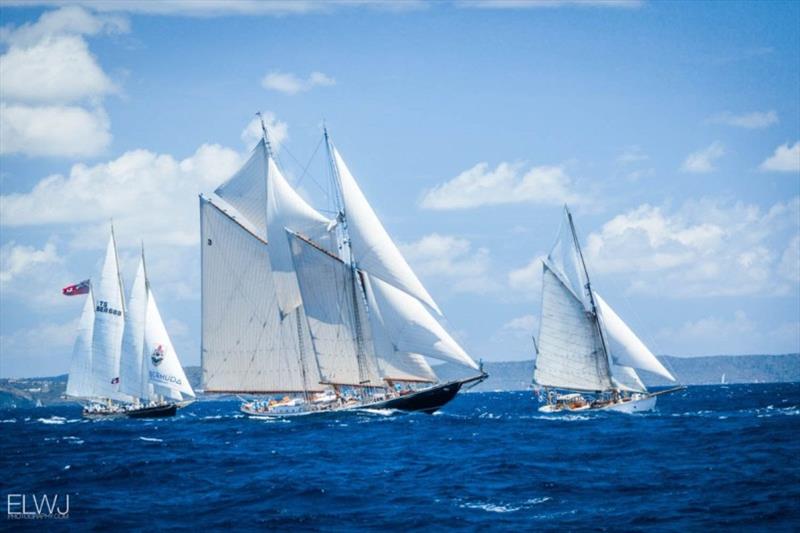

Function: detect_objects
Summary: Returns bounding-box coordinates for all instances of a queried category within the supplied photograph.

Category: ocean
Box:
[1,383,798,531]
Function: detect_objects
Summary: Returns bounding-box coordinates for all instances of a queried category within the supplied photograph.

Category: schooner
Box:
[532,206,683,413]
[200,118,486,416]
[66,228,195,418]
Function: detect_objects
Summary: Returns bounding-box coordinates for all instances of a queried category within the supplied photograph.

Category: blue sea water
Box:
[1,383,798,531]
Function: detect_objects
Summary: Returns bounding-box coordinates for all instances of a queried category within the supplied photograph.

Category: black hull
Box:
[364,374,487,414]
[83,403,177,419]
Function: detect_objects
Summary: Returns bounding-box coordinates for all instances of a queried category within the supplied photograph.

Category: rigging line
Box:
[294,135,324,188]
[273,136,331,202]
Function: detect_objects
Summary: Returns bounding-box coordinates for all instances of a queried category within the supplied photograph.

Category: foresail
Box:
[362,273,437,382]
[66,289,95,398]
[288,231,382,387]
[144,290,194,399]
[332,147,442,315]
[266,157,333,315]
[214,139,268,240]
[119,257,148,399]
[612,364,647,393]
[534,262,613,392]
[90,233,129,402]
[200,197,323,393]
[365,273,478,371]
[594,293,676,382]
[546,207,590,311]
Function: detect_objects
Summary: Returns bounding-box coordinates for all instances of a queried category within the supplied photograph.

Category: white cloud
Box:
[0,241,61,283]
[241,113,289,150]
[502,314,538,333]
[0,103,111,157]
[708,110,778,129]
[399,233,498,294]
[459,0,642,8]
[0,35,116,104]
[0,318,79,377]
[585,197,800,298]
[681,141,725,173]
[508,255,546,298]
[1,1,428,17]
[0,7,124,158]
[778,235,800,284]
[420,162,581,210]
[759,141,800,173]
[261,71,336,95]
[0,143,242,247]
[616,145,648,165]
[657,311,800,356]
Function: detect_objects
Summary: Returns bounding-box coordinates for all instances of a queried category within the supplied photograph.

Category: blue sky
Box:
[1,0,798,378]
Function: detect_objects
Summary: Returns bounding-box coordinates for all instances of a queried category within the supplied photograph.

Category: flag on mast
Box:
[62,279,91,296]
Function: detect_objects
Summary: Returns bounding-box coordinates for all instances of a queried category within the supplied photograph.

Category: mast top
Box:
[256,111,274,158]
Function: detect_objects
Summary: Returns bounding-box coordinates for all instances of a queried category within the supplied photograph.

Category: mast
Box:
[565,206,615,392]
[110,221,127,314]
[324,127,373,386]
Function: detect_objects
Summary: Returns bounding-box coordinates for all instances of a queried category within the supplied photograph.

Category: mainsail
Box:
[119,255,150,400]
[200,196,323,393]
[89,231,130,402]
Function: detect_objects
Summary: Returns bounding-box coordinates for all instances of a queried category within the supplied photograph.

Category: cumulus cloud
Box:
[759,141,800,173]
[0,143,242,246]
[584,197,800,297]
[0,103,111,157]
[0,318,80,377]
[420,162,581,210]
[707,110,778,129]
[681,141,725,173]
[399,233,499,294]
[0,7,124,157]
[261,71,336,95]
[507,255,546,299]
[0,241,61,283]
[502,314,538,333]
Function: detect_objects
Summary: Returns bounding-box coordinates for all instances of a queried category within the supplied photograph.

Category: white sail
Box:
[612,364,647,393]
[288,231,382,386]
[214,139,268,240]
[547,208,591,311]
[366,273,478,370]
[534,262,613,392]
[143,290,195,399]
[594,293,676,382]
[361,273,437,382]
[90,232,130,402]
[266,157,333,315]
[332,147,442,315]
[200,197,323,393]
[119,256,149,399]
[66,288,95,398]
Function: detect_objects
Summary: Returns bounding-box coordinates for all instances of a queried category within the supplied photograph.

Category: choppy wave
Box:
[1,383,798,529]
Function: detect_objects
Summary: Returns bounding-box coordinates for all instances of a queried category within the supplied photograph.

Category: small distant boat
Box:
[202,117,486,418]
[532,207,683,414]
[721,373,727,385]
[66,230,195,419]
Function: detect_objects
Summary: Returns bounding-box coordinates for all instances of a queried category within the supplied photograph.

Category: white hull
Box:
[538,394,657,414]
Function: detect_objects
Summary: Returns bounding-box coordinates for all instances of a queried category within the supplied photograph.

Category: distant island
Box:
[2,354,798,408]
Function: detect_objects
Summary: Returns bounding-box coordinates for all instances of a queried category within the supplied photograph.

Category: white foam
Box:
[138,436,163,442]
[0,419,16,423]
[358,408,398,416]
[37,416,66,425]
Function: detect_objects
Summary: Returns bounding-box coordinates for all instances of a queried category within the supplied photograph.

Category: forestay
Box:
[288,231,382,387]
[365,274,478,370]
[534,262,614,392]
[200,197,323,393]
[331,147,442,315]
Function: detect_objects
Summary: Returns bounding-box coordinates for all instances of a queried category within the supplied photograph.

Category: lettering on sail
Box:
[95,300,122,316]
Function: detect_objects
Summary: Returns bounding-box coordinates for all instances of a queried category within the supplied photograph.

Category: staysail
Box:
[119,255,150,400]
[143,290,195,400]
[288,231,382,386]
[200,196,323,393]
[90,231,130,402]
[65,287,95,399]
[595,293,676,382]
[331,147,442,315]
[214,139,269,240]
